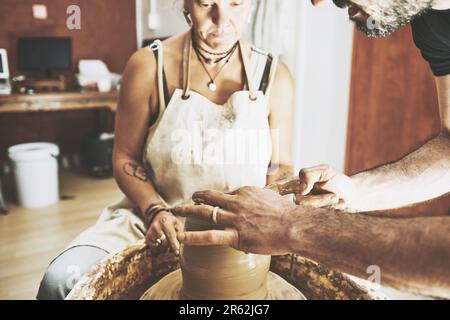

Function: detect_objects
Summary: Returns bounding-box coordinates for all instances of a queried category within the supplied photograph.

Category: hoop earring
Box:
[183,9,192,26]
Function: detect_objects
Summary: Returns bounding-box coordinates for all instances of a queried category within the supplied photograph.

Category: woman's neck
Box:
[191,31,238,63]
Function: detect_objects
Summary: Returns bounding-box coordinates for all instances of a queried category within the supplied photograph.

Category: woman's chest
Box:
[147,91,272,168]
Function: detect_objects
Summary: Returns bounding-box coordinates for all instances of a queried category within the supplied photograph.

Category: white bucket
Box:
[8,143,60,208]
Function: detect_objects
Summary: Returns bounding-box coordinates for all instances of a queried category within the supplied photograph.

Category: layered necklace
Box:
[192,38,239,92]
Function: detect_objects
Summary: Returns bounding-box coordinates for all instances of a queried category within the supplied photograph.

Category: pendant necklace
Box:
[193,43,238,92]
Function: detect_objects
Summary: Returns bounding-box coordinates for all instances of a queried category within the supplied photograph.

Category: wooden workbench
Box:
[0,90,119,164]
[0,91,119,113]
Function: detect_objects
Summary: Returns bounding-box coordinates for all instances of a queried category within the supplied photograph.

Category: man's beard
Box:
[352,0,435,38]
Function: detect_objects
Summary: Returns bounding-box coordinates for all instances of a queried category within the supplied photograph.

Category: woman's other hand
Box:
[145,211,183,255]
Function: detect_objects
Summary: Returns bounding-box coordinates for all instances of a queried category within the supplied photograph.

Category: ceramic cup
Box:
[97,78,112,92]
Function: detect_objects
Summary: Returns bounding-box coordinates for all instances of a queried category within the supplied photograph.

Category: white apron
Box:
[65,33,278,254]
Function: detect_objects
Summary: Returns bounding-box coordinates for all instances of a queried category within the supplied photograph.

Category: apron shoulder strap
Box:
[142,41,171,171]
[249,47,279,97]
[148,40,170,116]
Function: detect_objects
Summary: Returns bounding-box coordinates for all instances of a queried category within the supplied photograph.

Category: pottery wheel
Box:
[140,269,306,300]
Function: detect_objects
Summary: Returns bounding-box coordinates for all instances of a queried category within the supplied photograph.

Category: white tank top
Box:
[144,33,278,207]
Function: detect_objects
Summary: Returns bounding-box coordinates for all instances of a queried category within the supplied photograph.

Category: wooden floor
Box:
[0,170,123,300]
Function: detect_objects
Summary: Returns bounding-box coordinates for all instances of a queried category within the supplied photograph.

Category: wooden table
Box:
[0,91,119,206]
[0,91,119,159]
[0,91,119,113]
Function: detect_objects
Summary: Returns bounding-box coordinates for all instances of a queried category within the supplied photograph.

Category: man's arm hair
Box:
[351,133,450,211]
[350,75,450,211]
[287,207,450,298]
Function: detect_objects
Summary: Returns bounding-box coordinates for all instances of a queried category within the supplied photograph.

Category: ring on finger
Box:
[153,234,167,247]
[211,206,220,225]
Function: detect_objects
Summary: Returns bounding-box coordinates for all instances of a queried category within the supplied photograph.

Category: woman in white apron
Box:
[37,0,294,300]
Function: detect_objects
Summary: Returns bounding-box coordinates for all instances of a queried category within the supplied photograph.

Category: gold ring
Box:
[211,206,220,225]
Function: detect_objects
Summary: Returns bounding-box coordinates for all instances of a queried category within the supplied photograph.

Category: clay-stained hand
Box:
[172,187,298,255]
[146,211,184,255]
[274,164,359,212]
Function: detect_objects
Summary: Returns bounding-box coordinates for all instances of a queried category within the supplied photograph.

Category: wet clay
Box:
[140,217,306,300]
[141,269,306,300]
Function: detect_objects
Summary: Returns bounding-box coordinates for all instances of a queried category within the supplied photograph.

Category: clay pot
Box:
[180,217,271,300]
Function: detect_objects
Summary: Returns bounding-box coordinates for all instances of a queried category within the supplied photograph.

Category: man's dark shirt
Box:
[412,9,450,76]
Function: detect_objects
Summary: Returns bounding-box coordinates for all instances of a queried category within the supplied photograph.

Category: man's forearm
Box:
[287,207,450,298]
[350,133,450,211]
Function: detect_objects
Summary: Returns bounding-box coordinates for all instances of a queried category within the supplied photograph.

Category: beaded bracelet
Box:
[143,202,170,228]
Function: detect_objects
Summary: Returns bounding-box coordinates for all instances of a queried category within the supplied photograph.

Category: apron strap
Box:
[239,40,258,101]
[264,55,279,98]
[149,40,167,117]
[182,32,192,99]
[143,41,170,172]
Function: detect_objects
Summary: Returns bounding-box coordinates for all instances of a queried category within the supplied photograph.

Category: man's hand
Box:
[276,164,359,211]
[172,187,297,255]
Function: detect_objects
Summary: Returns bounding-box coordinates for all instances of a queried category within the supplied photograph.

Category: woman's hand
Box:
[145,211,183,255]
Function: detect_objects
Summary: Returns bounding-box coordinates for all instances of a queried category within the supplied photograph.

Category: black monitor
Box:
[17,37,72,72]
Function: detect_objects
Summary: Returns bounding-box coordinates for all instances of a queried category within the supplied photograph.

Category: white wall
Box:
[290,2,354,172]
[136,0,187,48]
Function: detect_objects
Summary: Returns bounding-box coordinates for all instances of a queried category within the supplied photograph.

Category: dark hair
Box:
[332,0,347,9]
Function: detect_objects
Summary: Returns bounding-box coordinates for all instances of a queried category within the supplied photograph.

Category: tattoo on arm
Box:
[123,162,150,182]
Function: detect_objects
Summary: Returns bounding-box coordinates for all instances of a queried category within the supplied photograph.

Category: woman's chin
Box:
[206,35,238,51]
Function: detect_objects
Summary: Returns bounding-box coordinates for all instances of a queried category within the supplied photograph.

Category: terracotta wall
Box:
[346,25,449,216]
[0,0,137,74]
[0,0,136,162]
